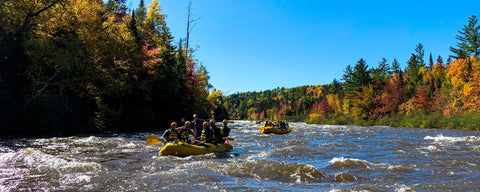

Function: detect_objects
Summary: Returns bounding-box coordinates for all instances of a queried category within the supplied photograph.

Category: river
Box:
[1,121,480,191]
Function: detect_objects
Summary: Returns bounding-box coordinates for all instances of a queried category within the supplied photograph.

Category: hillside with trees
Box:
[0,0,221,135]
[226,15,480,130]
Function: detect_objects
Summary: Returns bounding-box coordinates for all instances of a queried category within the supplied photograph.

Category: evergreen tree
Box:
[129,11,140,44]
[392,58,401,75]
[450,15,480,59]
[429,53,434,68]
[447,57,452,64]
[415,43,425,67]
[328,78,342,95]
[344,58,371,99]
[437,55,444,64]
[105,0,125,13]
[372,58,390,81]
[136,0,147,32]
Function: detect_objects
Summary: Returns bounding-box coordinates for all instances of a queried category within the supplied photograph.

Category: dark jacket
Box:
[162,128,181,142]
[220,125,231,138]
[192,119,203,138]
[196,128,213,143]
[180,127,194,143]
[211,125,222,144]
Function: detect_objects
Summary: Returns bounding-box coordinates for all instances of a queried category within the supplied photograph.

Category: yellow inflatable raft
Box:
[159,142,233,157]
[258,126,292,134]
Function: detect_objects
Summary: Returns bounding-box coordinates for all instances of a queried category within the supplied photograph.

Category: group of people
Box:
[264,120,289,130]
[162,114,231,145]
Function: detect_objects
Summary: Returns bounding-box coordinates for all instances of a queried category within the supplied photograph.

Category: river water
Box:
[1,121,480,191]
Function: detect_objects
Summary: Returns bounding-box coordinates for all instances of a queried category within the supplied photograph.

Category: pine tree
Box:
[450,15,480,59]
[129,11,140,44]
[392,58,401,75]
[429,53,434,68]
[344,58,371,99]
[437,55,443,64]
[415,43,425,67]
[372,57,390,81]
[105,0,125,13]
[136,0,146,26]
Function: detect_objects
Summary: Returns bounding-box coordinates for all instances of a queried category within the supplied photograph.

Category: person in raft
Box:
[193,121,213,145]
[208,119,222,144]
[162,122,182,143]
[192,114,203,138]
[219,119,231,144]
[180,121,194,143]
[264,121,269,127]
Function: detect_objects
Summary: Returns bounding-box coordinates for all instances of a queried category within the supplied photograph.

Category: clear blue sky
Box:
[123,0,480,95]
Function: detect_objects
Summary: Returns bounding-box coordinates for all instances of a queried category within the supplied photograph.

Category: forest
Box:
[2,0,480,136]
[0,0,228,135]
[225,15,480,131]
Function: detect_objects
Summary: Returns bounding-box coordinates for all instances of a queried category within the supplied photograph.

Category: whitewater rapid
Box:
[1,121,480,191]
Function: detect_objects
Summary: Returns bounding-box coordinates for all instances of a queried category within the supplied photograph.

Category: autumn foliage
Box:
[0,0,217,135]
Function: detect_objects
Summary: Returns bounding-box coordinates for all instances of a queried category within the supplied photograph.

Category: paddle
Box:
[146,135,164,145]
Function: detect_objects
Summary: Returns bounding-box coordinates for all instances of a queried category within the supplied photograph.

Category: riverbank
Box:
[305,111,480,131]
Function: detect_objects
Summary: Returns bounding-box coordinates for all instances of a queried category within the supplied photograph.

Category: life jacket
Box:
[168,130,179,141]
[200,129,207,141]
[181,129,189,141]
[219,127,224,136]
[212,129,217,140]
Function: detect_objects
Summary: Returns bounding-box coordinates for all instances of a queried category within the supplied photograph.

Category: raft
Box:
[159,142,233,157]
[258,126,292,134]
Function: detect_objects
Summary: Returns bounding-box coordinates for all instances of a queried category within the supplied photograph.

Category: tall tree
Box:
[129,10,140,44]
[429,53,434,68]
[415,43,425,67]
[105,0,125,13]
[344,58,371,99]
[185,2,200,57]
[372,57,390,81]
[136,0,146,24]
[450,15,480,59]
[437,55,444,64]
[392,58,402,75]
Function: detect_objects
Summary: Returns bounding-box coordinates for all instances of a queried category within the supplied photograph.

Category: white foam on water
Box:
[329,190,370,192]
[81,136,101,143]
[246,151,270,161]
[122,142,138,148]
[328,157,390,170]
[240,129,259,134]
[60,173,92,185]
[329,157,372,166]
[0,148,102,173]
[393,183,414,192]
[424,134,479,143]
[424,145,440,152]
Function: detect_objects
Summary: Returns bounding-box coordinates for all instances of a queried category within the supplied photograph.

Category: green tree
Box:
[437,55,444,64]
[343,58,371,99]
[372,57,391,82]
[450,15,480,59]
[105,0,125,13]
[392,58,402,75]
[415,43,426,67]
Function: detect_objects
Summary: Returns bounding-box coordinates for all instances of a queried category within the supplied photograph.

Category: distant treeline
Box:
[0,0,227,136]
[226,15,480,130]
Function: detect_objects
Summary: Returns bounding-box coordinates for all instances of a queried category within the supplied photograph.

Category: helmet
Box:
[202,122,209,126]
[209,119,216,124]
[223,119,228,123]
[193,114,198,118]
[185,121,191,125]
[171,122,177,126]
